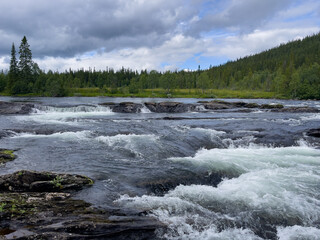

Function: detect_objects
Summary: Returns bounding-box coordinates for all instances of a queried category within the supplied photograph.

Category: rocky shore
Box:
[0,152,162,239]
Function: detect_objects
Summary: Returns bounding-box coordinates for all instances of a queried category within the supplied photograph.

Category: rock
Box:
[144,102,194,113]
[306,128,320,138]
[0,149,16,165]
[99,102,143,113]
[0,191,163,239]
[112,102,143,113]
[0,170,94,192]
[260,103,284,109]
[271,107,320,113]
[0,101,34,115]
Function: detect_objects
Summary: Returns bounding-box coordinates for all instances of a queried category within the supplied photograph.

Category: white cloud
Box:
[35,34,207,72]
[205,27,320,60]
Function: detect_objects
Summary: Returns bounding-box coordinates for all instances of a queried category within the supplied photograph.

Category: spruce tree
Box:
[8,43,18,93]
[18,36,33,93]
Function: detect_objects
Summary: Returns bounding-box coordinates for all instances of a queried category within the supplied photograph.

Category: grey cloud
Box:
[187,0,293,35]
[0,0,297,59]
[0,0,195,58]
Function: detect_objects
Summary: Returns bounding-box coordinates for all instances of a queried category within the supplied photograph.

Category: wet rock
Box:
[271,106,319,113]
[0,149,16,165]
[99,102,143,113]
[112,102,143,113]
[144,102,194,113]
[260,103,284,109]
[0,101,34,115]
[203,101,232,110]
[0,172,163,239]
[307,128,320,138]
[137,170,236,196]
[0,170,94,192]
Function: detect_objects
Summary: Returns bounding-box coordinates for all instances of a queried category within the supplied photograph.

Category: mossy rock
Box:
[0,170,94,192]
[0,149,16,165]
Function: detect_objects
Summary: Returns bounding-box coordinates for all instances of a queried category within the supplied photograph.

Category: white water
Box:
[117,144,320,239]
[11,130,93,141]
[18,105,114,124]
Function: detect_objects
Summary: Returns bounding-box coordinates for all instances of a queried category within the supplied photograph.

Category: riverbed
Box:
[0,96,320,239]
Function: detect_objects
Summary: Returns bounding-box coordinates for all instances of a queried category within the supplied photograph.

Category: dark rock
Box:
[271,107,320,113]
[202,100,233,110]
[0,101,34,115]
[307,128,320,138]
[136,170,236,196]
[112,102,143,113]
[245,103,260,108]
[260,104,284,109]
[144,102,194,113]
[0,170,94,192]
[0,171,163,239]
[99,102,143,113]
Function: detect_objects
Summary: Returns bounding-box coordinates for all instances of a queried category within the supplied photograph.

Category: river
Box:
[0,96,320,239]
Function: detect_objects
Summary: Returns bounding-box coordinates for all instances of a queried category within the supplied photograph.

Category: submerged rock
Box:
[271,106,319,113]
[0,101,34,115]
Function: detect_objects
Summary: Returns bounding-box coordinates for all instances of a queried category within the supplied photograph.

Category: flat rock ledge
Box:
[0,170,163,239]
[99,100,319,114]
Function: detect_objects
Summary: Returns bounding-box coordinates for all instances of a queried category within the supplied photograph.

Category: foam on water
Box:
[19,105,114,124]
[96,134,159,147]
[11,130,93,141]
[140,105,152,113]
[117,144,320,239]
[277,225,320,240]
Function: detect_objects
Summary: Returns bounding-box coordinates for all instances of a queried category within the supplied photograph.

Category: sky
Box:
[0,0,319,72]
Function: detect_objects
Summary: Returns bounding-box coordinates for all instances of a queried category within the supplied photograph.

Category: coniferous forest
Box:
[0,33,319,99]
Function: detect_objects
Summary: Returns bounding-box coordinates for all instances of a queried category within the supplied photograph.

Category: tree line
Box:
[0,33,319,99]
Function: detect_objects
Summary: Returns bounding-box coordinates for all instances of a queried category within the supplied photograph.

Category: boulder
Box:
[306,128,320,138]
[0,101,34,115]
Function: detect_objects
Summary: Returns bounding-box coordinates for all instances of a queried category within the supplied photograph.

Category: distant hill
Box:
[206,33,320,99]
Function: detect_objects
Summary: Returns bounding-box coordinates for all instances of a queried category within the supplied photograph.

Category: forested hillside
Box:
[207,33,320,99]
[0,33,319,99]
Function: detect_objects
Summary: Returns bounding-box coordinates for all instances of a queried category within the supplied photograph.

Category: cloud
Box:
[205,27,320,60]
[186,0,293,35]
[0,0,195,57]
[0,0,319,71]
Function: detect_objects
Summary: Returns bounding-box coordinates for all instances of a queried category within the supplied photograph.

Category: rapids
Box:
[0,96,320,239]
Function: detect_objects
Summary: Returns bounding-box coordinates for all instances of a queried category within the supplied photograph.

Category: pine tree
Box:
[18,36,33,93]
[8,43,18,93]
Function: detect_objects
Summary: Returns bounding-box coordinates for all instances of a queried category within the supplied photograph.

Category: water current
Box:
[0,96,320,239]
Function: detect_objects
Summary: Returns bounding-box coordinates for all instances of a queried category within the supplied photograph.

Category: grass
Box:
[66,88,279,99]
[1,88,281,99]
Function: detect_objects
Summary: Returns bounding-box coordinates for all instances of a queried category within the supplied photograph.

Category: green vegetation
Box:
[50,176,63,189]
[0,149,16,164]
[0,33,319,99]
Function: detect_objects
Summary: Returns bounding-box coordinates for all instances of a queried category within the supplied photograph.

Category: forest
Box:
[0,33,319,99]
